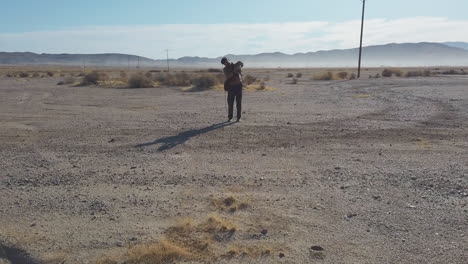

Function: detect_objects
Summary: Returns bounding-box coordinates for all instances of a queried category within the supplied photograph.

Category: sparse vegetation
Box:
[128,74,154,88]
[313,72,333,81]
[287,73,294,78]
[243,75,257,85]
[405,71,423,77]
[207,68,222,73]
[46,71,54,77]
[291,78,298,84]
[382,68,403,77]
[337,72,348,79]
[349,73,357,80]
[191,74,219,90]
[81,71,109,85]
[18,71,29,78]
[296,72,302,78]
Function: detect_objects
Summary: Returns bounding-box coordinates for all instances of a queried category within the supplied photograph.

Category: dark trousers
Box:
[227,91,242,120]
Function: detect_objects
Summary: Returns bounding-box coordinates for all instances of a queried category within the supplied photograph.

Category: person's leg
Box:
[236,92,242,121]
[227,92,235,121]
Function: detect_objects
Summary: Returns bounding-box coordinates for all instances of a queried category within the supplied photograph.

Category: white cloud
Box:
[1,17,467,59]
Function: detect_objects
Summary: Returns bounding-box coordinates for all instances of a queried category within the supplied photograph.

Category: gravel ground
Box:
[0,72,467,264]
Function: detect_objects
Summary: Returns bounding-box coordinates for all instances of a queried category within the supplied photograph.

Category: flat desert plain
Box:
[0,68,467,264]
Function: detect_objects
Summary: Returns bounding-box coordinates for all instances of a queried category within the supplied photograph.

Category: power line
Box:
[358,0,366,78]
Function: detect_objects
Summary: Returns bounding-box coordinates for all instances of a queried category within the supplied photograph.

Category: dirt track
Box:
[1,72,467,263]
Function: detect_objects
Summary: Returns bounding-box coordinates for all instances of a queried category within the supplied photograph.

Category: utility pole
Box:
[358,0,366,78]
[165,49,170,72]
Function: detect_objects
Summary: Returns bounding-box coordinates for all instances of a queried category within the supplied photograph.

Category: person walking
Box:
[221,57,243,122]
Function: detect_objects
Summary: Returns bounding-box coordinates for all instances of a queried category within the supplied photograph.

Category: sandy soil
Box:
[0,70,467,264]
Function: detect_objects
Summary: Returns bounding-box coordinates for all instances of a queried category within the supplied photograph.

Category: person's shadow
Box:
[135,121,234,151]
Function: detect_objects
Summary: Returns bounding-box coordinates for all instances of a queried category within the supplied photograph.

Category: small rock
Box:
[115,241,124,247]
[334,167,341,170]
[310,246,324,251]
[31,223,37,227]
[262,153,267,156]
[279,252,285,258]
[261,229,268,236]
[130,166,137,170]
[108,138,115,143]
[129,237,138,241]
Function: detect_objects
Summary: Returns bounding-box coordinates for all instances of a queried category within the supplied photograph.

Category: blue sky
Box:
[2,0,468,58]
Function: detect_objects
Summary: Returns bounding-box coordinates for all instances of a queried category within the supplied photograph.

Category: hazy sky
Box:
[2,0,468,59]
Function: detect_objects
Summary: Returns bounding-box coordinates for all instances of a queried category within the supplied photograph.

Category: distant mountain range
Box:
[1,42,468,68]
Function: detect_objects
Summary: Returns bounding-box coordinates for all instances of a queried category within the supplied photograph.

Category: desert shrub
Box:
[442,69,459,75]
[291,78,298,84]
[287,73,294,78]
[259,81,266,90]
[394,69,403,77]
[128,74,154,88]
[59,73,65,77]
[156,72,193,86]
[313,72,333,81]
[145,71,153,79]
[46,71,54,77]
[405,71,423,77]
[374,73,381,78]
[208,68,222,73]
[119,71,128,80]
[382,69,393,77]
[17,71,29,78]
[337,72,348,79]
[32,72,40,78]
[369,75,373,79]
[81,71,108,85]
[296,72,302,78]
[191,74,219,90]
[349,73,357,80]
[423,70,432,77]
[243,74,257,85]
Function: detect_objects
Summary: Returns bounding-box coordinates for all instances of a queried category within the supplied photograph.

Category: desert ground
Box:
[0,67,467,264]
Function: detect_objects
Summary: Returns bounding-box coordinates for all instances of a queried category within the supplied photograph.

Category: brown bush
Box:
[382,69,393,77]
[291,78,298,84]
[405,71,423,77]
[119,71,128,80]
[81,71,108,85]
[191,74,219,90]
[287,73,294,78]
[423,70,432,77]
[349,73,357,80]
[17,72,29,78]
[46,71,54,77]
[31,72,40,78]
[243,75,257,85]
[128,74,154,88]
[313,72,333,81]
[296,72,302,78]
[336,72,348,79]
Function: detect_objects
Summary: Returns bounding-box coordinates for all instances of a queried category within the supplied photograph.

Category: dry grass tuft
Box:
[382,68,403,77]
